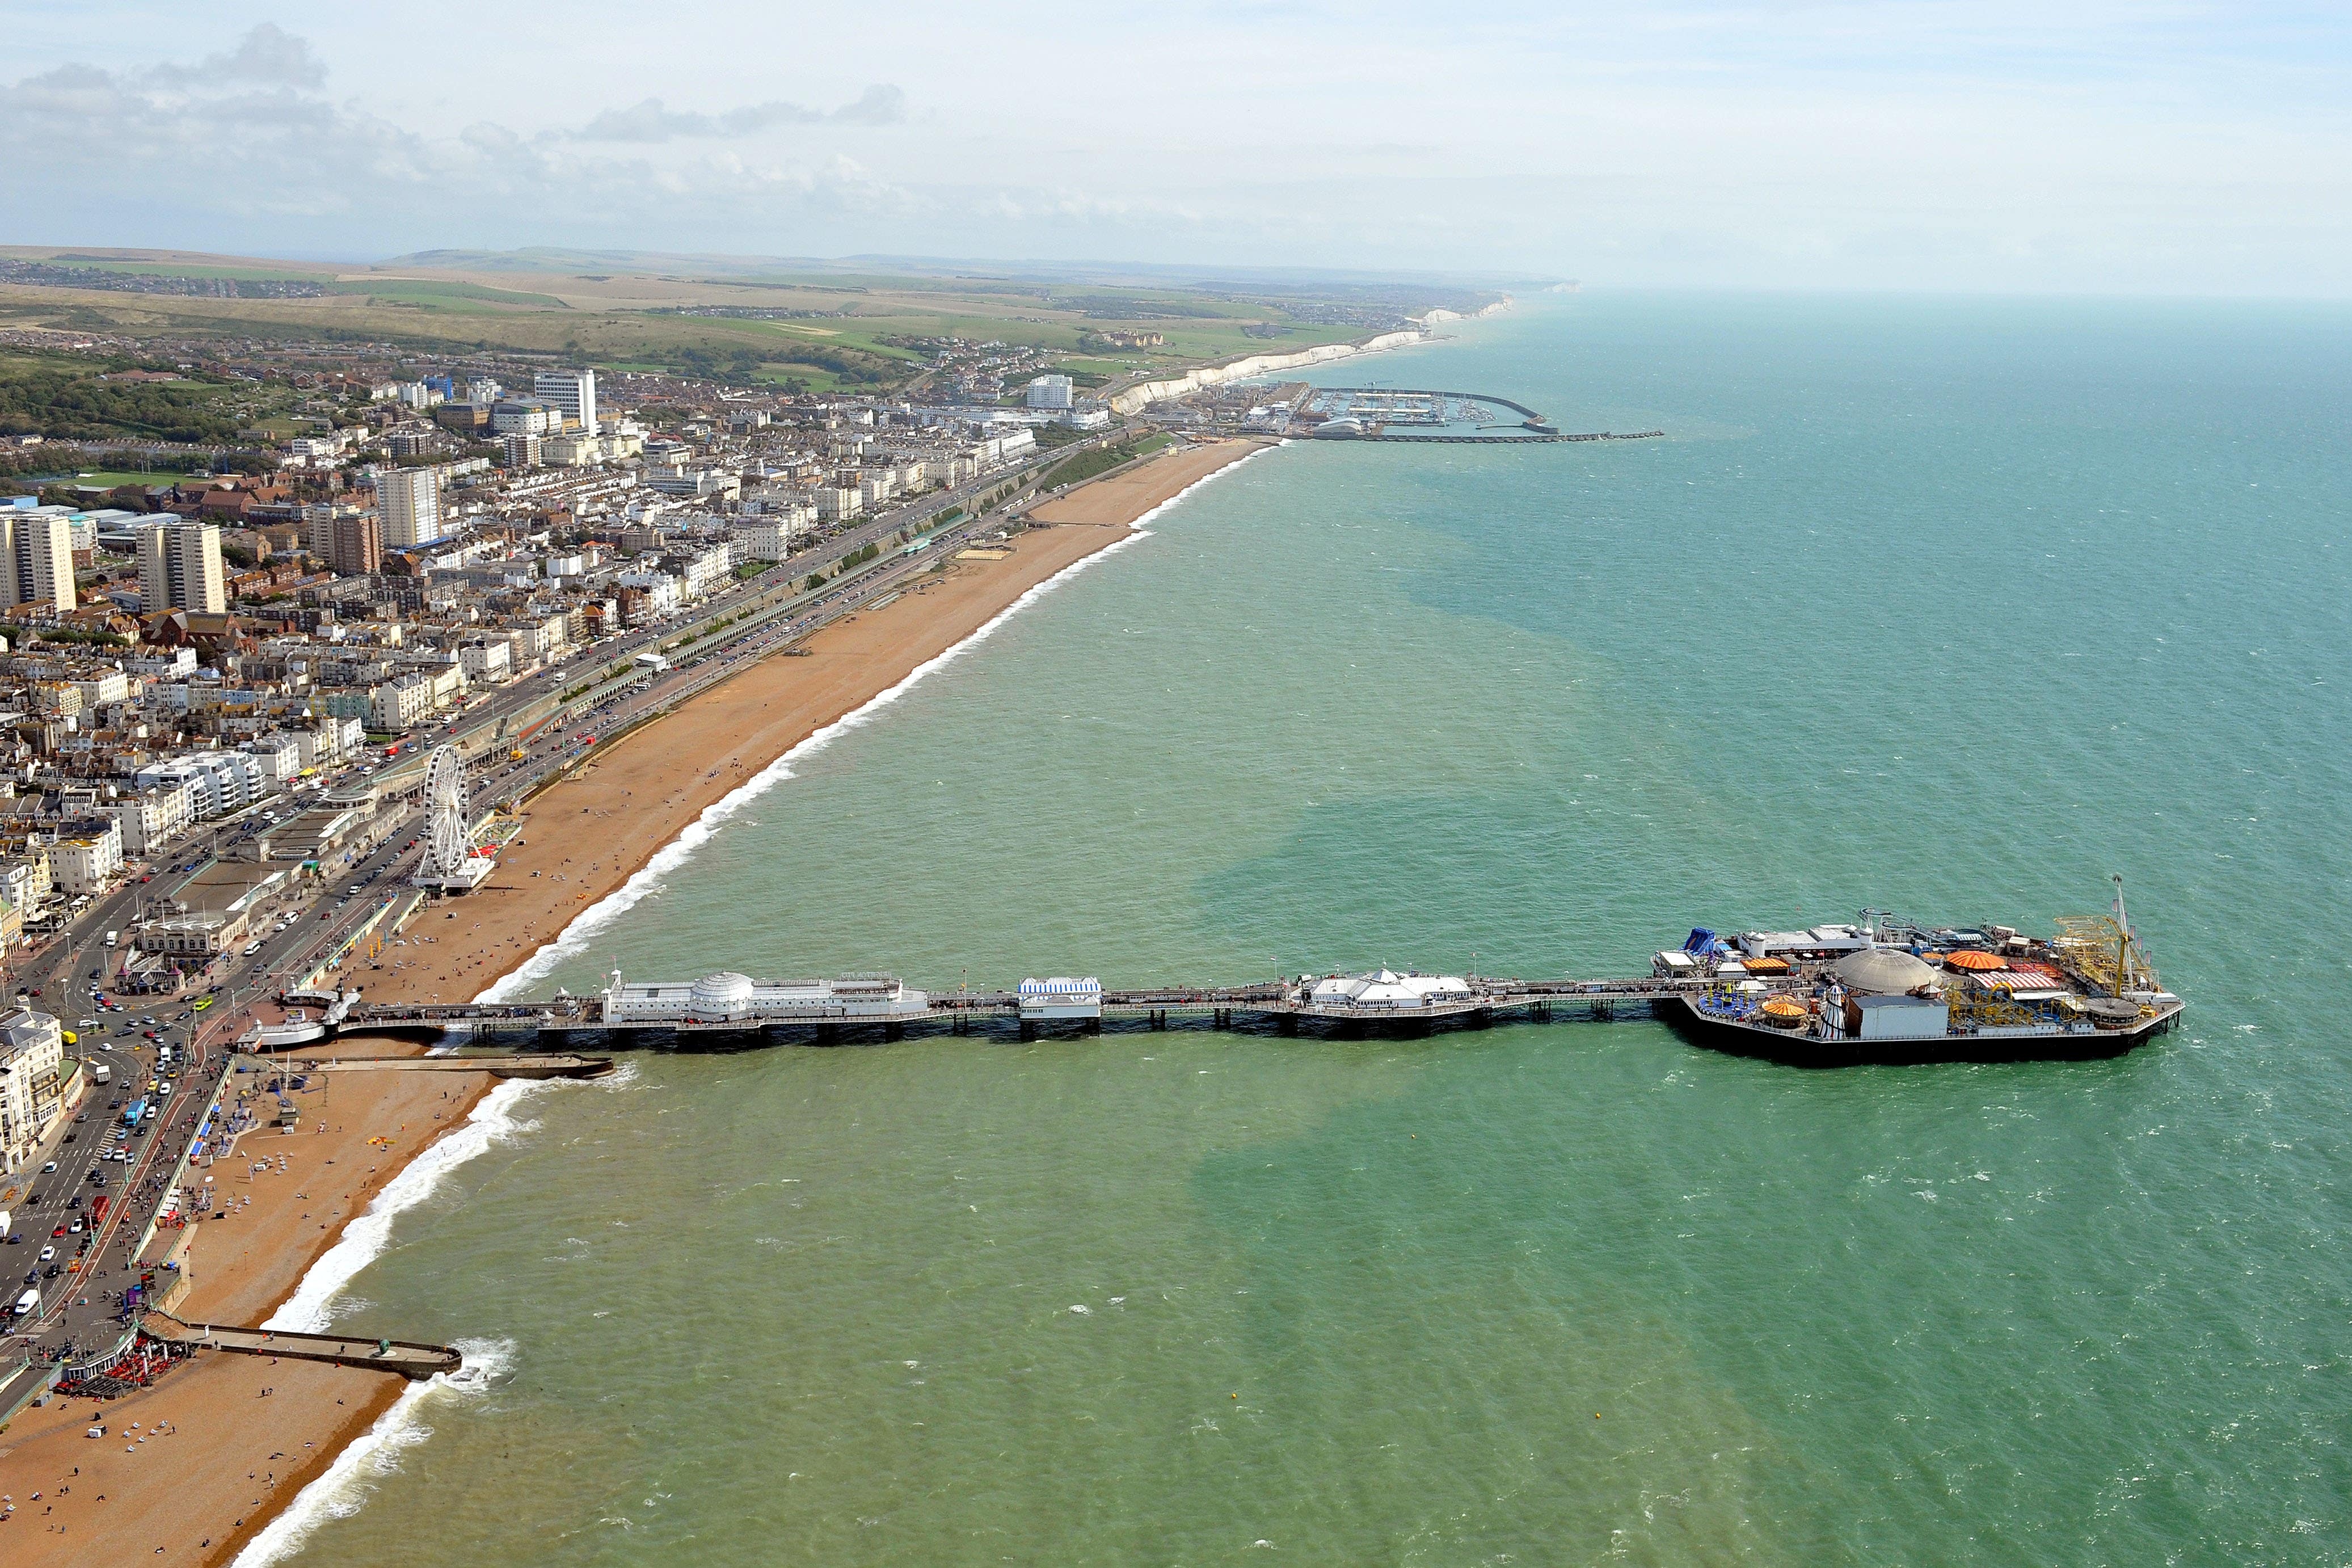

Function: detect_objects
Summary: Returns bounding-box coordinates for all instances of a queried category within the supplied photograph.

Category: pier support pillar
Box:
[1277,1013,1297,1036]
[884,1022,904,1043]
[1019,1022,1035,1043]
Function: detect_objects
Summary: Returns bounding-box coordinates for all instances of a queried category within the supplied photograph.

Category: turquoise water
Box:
[287,294,2352,1565]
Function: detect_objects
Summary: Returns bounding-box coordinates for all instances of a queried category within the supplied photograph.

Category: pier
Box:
[263,973,1693,1051]
[239,899,2187,1069]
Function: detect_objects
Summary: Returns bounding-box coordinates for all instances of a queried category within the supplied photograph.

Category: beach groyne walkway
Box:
[140,1312,463,1381]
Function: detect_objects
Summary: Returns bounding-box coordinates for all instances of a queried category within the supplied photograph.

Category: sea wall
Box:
[1107,330,1427,415]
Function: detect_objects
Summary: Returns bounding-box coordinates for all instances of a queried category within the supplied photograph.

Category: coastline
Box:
[0,435,1275,1566]
[1105,329,1430,414]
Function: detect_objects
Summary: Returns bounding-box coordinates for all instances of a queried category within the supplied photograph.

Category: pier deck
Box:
[298,977,1690,1048]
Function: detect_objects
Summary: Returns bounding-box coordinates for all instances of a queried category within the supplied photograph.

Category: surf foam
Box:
[229,1337,516,1568]
[263,1080,545,1334]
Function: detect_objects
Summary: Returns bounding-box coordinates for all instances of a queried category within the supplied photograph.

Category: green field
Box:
[61,470,183,488]
[0,247,1515,395]
[324,279,572,310]
[1039,432,1175,490]
[0,351,295,444]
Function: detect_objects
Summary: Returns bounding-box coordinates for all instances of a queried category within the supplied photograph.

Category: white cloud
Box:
[196,20,326,87]
[1,10,2347,292]
[576,85,906,142]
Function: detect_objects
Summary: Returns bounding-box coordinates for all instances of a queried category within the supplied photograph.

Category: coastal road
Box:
[3,1013,227,1368]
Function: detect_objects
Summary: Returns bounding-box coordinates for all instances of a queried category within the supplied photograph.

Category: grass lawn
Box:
[63,470,184,488]
[326,279,571,310]
[1039,433,1177,490]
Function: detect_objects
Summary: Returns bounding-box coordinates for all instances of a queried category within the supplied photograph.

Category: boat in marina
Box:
[1650,878,2184,1066]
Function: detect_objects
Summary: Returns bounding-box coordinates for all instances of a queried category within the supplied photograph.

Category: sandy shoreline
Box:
[0,436,1271,1565]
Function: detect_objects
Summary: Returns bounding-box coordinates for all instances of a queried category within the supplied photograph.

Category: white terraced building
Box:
[1307,970,1475,1010]
[1018,976,1102,1019]
[0,1009,64,1173]
[599,971,930,1025]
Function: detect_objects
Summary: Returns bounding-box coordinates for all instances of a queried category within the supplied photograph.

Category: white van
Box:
[103,930,117,949]
[243,939,264,956]
[13,1287,37,1318]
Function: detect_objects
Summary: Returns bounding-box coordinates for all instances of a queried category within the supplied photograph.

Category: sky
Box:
[2,1,2347,295]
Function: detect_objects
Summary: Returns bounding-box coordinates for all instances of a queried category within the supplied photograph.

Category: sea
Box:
[248,292,2352,1566]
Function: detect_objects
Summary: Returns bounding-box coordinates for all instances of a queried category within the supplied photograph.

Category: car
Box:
[68,1220,81,1234]
[44,1264,61,1279]
[48,1229,62,1242]
[62,1132,74,1143]
[39,1245,56,1262]
[42,1160,56,1173]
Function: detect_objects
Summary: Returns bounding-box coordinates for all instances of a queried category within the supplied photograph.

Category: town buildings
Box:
[376,465,445,548]
[326,512,383,577]
[0,509,77,610]
[534,369,598,435]
[0,342,1109,995]
[0,1008,64,1173]
[137,519,228,614]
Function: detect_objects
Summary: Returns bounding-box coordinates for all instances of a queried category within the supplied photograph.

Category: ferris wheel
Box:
[415,744,491,889]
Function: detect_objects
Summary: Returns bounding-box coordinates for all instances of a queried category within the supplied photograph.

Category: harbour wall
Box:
[1107,330,1428,415]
